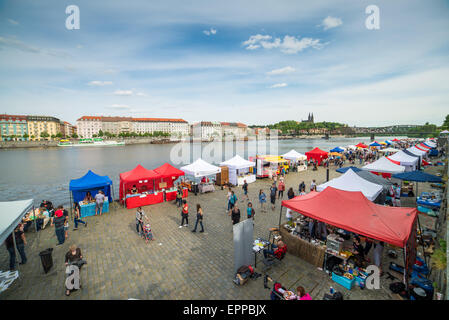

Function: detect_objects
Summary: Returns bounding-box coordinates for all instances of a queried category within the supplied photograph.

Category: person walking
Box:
[95,190,105,216]
[180,200,189,228]
[299,181,305,194]
[242,180,249,202]
[246,202,255,220]
[228,191,238,214]
[226,188,232,213]
[73,201,87,230]
[51,207,66,245]
[270,183,277,211]
[192,204,204,233]
[287,187,295,200]
[259,190,267,212]
[4,225,27,270]
[65,244,87,296]
[176,185,183,207]
[230,204,241,225]
[310,180,316,192]
[136,207,146,235]
[278,179,285,199]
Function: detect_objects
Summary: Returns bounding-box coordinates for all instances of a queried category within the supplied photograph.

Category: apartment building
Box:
[27,115,61,140]
[76,116,102,138]
[221,122,248,139]
[132,118,189,136]
[191,121,222,140]
[62,121,76,137]
[101,117,133,136]
[0,114,28,141]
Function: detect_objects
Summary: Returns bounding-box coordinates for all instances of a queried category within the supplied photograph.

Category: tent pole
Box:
[403,246,407,288]
[417,216,427,266]
[33,205,36,233]
[70,193,73,221]
[278,205,283,228]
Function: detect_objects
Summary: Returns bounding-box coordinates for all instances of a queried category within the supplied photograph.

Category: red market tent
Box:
[281,187,417,247]
[355,143,368,148]
[154,163,185,190]
[392,138,401,142]
[119,165,161,201]
[305,147,328,165]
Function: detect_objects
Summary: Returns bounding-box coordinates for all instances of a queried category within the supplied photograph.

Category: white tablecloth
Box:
[237,174,256,186]
[199,183,215,193]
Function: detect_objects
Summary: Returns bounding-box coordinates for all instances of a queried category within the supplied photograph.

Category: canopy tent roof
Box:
[180,158,221,178]
[423,141,436,148]
[392,171,443,183]
[362,156,406,174]
[387,150,419,166]
[407,146,427,156]
[414,145,428,152]
[328,152,343,157]
[336,166,362,174]
[281,149,307,161]
[316,169,383,201]
[403,149,420,159]
[391,138,401,142]
[355,143,368,148]
[369,141,382,147]
[281,187,417,247]
[305,147,328,156]
[154,163,185,179]
[262,155,288,163]
[346,145,357,150]
[418,143,431,149]
[384,140,393,145]
[330,147,344,153]
[0,199,33,245]
[355,170,393,191]
[220,155,256,170]
[379,147,400,153]
[440,130,449,134]
[69,170,113,191]
[120,164,161,183]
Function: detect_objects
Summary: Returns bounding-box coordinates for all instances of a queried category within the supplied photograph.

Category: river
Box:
[0,136,403,206]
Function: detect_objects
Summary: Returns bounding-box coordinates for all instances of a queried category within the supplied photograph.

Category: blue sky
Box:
[0,0,448,126]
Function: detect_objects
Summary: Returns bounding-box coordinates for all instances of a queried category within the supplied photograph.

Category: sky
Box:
[0,0,448,127]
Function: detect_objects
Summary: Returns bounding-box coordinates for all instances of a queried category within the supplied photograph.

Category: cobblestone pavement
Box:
[0,163,442,300]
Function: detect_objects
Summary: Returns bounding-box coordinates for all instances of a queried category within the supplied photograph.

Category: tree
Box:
[98,130,104,137]
[92,134,98,138]
[40,131,50,139]
[71,133,78,139]
[56,132,63,138]
[442,114,449,129]
[23,133,29,140]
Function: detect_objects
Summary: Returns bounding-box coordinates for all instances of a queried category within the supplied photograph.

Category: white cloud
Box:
[88,81,113,86]
[242,34,323,54]
[203,28,217,36]
[269,83,288,88]
[267,66,295,75]
[107,104,131,110]
[8,19,19,25]
[136,92,147,96]
[321,16,343,30]
[114,89,133,96]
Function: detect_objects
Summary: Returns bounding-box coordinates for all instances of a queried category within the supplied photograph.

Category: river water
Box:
[0,136,402,206]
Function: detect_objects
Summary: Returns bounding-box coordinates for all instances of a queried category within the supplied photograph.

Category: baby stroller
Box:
[142,223,154,243]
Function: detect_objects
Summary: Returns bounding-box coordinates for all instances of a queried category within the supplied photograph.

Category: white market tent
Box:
[0,199,34,245]
[387,151,419,172]
[362,156,406,174]
[180,158,221,178]
[220,155,256,186]
[407,146,427,157]
[379,147,400,153]
[281,149,307,161]
[316,169,383,201]
[220,155,256,170]
[347,145,357,150]
[425,140,437,147]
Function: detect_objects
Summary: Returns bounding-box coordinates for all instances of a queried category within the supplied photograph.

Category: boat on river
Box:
[58,138,125,147]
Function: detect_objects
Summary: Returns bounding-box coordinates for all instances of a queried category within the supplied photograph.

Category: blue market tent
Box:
[330,147,344,153]
[69,170,113,203]
[385,140,392,145]
[370,142,382,147]
[392,171,442,183]
[336,166,362,174]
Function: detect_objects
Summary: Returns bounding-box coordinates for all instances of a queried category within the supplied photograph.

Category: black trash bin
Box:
[39,248,54,273]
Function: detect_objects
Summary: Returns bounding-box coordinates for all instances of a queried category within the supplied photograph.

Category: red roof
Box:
[154,163,185,178]
[356,143,368,148]
[305,147,328,156]
[282,187,417,247]
[119,165,161,183]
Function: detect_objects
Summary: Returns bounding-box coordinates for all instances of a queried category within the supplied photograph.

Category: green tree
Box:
[98,130,104,137]
[71,133,78,139]
[442,114,449,129]
[40,131,50,139]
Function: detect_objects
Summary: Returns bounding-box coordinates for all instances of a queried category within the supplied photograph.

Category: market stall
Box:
[180,158,221,194]
[355,143,368,149]
[69,170,113,217]
[249,155,289,178]
[280,187,420,288]
[305,147,328,165]
[282,150,308,172]
[362,156,406,178]
[119,165,163,209]
[387,151,419,172]
[317,169,383,202]
[154,163,187,201]
[220,155,256,186]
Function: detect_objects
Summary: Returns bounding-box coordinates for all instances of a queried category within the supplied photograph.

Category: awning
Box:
[362,156,406,174]
[0,199,34,245]
[387,151,419,167]
[392,171,442,183]
[317,169,383,201]
[281,187,417,247]
[281,149,307,161]
[154,163,185,179]
[180,158,221,178]
[220,155,255,170]
[69,170,112,190]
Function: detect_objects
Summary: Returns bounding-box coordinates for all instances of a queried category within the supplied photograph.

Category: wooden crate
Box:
[216,166,229,186]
